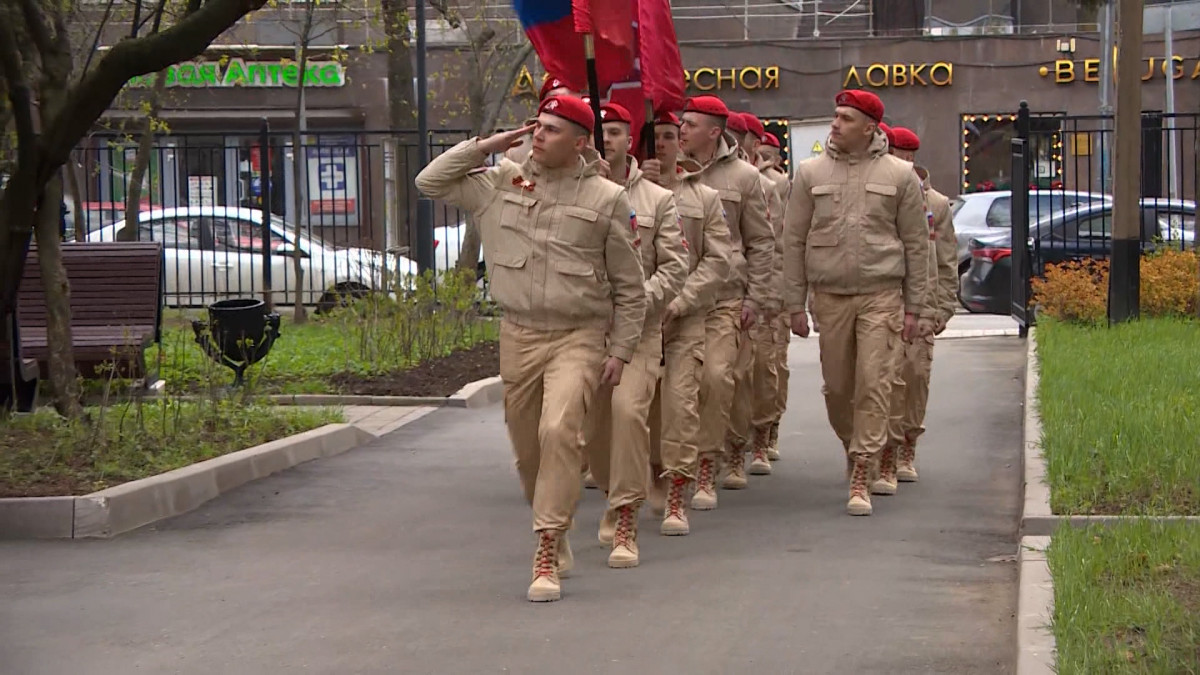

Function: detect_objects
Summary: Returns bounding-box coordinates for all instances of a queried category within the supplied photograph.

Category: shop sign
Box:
[126,58,346,89]
[684,67,780,91]
[842,62,954,88]
[1039,55,1200,83]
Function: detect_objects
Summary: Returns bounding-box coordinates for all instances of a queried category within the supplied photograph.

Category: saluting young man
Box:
[583,103,688,568]
[416,95,646,602]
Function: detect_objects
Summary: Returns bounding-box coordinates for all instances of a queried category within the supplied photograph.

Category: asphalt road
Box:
[0,336,1026,674]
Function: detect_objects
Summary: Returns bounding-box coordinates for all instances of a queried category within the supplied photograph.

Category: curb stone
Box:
[0,421,385,540]
[149,375,504,410]
[1017,536,1056,675]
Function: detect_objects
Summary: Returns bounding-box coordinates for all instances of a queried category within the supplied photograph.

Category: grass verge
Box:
[1049,521,1200,674]
[0,399,342,498]
[1037,318,1200,515]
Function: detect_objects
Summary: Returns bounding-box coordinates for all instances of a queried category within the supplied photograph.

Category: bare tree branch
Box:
[38,0,271,183]
[15,0,54,58]
[0,15,36,172]
[81,0,120,78]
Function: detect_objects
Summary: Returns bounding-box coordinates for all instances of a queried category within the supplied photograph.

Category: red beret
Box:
[683,95,729,119]
[726,112,748,134]
[890,127,920,152]
[539,96,595,133]
[600,103,632,125]
[539,77,568,100]
[835,89,884,123]
[742,114,765,140]
[654,111,681,127]
[763,132,781,149]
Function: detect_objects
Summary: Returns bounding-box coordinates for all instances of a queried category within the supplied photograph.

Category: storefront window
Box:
[961,113,1063,194]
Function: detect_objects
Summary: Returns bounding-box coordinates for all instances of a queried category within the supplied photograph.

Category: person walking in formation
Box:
[871,127,958,496]
[582,103,688,568]
[677,96,776,510]
[640,111,733,536]
[756,131,792,461]
[783,90,931,517]
[416,95,647,602]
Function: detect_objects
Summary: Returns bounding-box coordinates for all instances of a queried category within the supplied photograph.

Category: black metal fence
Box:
[1009,103,1199,328]
[63,128,481,308]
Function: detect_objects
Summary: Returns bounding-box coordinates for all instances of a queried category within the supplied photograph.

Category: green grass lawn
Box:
[1049,521,1200,674]
[1037,318,1200,515]
[155,307,498,394]
[0,399,342,497]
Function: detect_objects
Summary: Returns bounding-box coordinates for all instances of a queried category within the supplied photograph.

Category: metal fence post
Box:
[1010,101,1033,336]
[259,117,273,309]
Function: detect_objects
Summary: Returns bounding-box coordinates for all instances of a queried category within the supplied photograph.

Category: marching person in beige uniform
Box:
[640,111,733,535]
[583,103,688,568]
[757,131,792,462]
[677,95,775,509]
[416,95,646,602]
[871,127,957,496]
[783,90,930,517]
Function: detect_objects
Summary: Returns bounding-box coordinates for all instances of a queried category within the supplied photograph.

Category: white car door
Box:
[145,215,222,307]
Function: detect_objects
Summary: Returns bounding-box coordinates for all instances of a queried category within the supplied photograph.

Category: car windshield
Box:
[269,214,328,248]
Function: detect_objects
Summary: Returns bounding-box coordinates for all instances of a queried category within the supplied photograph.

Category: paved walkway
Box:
[0,336,1026,674]
[341,405,436,437]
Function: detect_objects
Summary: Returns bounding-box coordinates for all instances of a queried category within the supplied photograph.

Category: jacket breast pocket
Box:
[495,191,537,258]
[555,205,603,246]
[553,259,605,313]
[864,182,898,220]
[810,184,840,223]
[717,189,742,230]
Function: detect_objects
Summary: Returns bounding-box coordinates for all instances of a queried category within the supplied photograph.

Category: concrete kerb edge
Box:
[0,422,377,540]
[446,376,503,409]
[1017,536,1056,675]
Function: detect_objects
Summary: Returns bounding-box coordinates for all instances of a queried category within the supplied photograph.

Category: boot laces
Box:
[533,532,558,579]
[900,438,916,465]
[850,462,870,499]
[613,506,636,548]
[666,477,688,519]
[697,458,715,488]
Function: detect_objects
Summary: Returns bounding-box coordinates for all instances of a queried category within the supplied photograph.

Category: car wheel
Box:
[316,282,370,314]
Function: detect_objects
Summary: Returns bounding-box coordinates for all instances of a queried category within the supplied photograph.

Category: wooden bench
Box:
[17,242,164,382]
[2,309,39,412]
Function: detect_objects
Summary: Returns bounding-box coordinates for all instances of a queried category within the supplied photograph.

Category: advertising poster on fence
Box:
[306,140,359,227]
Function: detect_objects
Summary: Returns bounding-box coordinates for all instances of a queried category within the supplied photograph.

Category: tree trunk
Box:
[381,0,415,248]
[65,158,86,241]
[290,4,315,324]
[33,174,83,418]
[120,69,169,241]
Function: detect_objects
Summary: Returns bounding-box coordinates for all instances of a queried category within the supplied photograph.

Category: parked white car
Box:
[91,206,418,310]
[951,190,1111,271]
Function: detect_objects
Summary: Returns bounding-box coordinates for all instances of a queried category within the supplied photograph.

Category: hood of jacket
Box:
[520,145,605,181]
[824,128,889,163]
[675,131,742,181]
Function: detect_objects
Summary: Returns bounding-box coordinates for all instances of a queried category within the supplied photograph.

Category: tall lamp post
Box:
[414,0,435,275]
[1109,0,1143,323]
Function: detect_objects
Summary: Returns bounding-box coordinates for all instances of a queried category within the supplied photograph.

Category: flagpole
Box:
[643,100,656,160]
[582,32,605,158]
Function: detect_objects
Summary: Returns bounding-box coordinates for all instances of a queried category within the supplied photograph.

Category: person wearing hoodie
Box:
[871,127,957,496]
[677,95,776,511]
[641,111,733,537]
[505,77,574,165]
[756,131,792,463]
[582,103,688,568]
[783,90,930,517]
[415,95,646,602]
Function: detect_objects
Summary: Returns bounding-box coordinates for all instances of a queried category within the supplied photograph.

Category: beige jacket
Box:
[415,138,647,362]
[917,168,958,323]
[783,130,930,316]
[662,169,732,318]
[759,162,791,222]
[678,134,775,310]
[623,158,689,332]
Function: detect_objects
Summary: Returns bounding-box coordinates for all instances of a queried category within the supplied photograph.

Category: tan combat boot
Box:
[661,474,691,536]
[847,458,873,516]
[608,504,640,568]
[871,443,899,496]
[691,456,719,510]
[896,434,919,482]
[721,441,749,489]
[528,530,563,602]
[767,422,781,461]
[558,531,573,578]
[749,426,773,476]
[597,492,616,544]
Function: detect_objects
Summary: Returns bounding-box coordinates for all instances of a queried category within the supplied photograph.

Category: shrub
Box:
[1032,249,1200,323]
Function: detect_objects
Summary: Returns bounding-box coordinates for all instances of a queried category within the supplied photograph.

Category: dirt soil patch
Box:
[329,340,499,397]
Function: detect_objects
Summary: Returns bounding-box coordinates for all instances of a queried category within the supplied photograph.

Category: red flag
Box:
[638,0,685,114]
[570,0,635,92]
